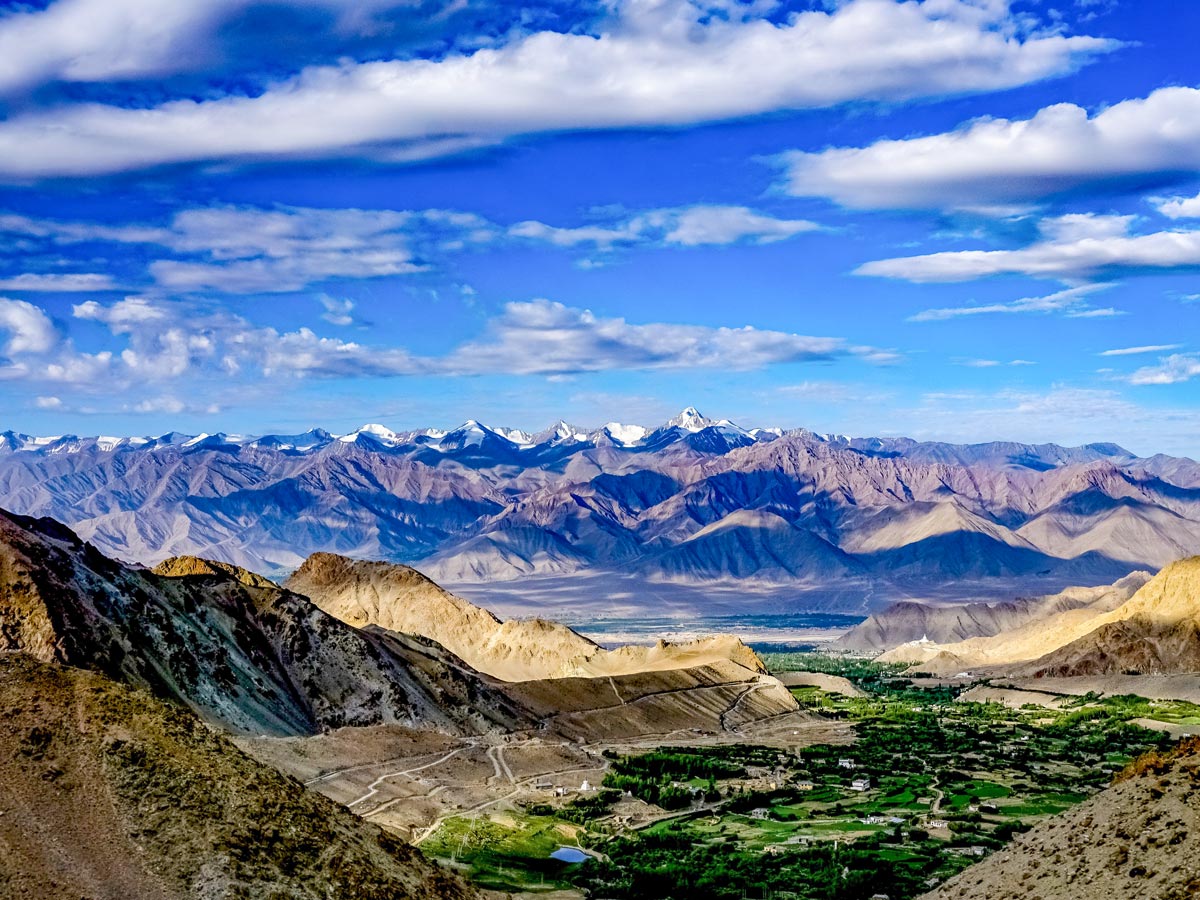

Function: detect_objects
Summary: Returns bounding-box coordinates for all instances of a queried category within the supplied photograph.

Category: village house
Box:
[850,777,871,792]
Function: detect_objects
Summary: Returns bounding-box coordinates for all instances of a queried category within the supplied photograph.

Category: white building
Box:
[850,778,871,792]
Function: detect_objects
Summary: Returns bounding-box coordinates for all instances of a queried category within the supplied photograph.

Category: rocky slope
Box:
[1020,556,1200,677]
[0,653,477,900]
[881,558,1200,678]
[921,739,1200,900]
[286,552,765,681]
[2,411,1198,609]
[838,572,1152,653]
[0,509,528,736]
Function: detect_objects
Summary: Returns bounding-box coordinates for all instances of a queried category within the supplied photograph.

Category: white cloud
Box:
[509,205,818,250]
[0,296,894,403]
[0,273,117,291]
[438,299,891,375]
[1157,191,1200,220]
[859,214,1200,282]
[779,86,1200,210]
[1128,354,1200,386]
[1100,344,1183,357]
[0,0,1112,177]
[34,395,62,409]
[0,298,59,355]
[0,0,425,96]
[318,295,355,326]
[908,283,1114,320]
[147,205,448,293]
[954,357,1033,368]
[74,296,169,331]
[659,206,819,246]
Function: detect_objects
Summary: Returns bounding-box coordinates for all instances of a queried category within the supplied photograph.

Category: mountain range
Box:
[4,407,1200,611]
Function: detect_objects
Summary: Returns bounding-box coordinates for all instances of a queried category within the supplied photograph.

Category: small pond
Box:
[550,846,589,864]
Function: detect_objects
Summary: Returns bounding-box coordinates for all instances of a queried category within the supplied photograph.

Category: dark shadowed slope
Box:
[0,509,528,736]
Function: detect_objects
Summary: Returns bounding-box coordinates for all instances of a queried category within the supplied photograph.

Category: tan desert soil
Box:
[921,740,1200,900]
[286,552,766,682]
[0,654,477,900]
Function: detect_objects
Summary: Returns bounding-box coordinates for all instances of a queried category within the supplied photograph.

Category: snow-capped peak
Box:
[667,406,715,432]
[339,423,402,445]
[602,422,648,446]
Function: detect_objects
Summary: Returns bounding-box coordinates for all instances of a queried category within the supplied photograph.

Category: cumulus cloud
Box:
[0,296,894,402]
[0,298,59,355]
[1157,191,1200,220]
[509,205,818,250]
[779,86,1200,210]
[859,214,1200,282]
[0,0,1112,177]
[908,284,1115,321]
[0,0,433,96]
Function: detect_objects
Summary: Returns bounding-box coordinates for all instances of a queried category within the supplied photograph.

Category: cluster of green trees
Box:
[573,823,954,900]
[606,749,745,780]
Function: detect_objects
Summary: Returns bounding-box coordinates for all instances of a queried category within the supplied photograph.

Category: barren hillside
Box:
[921,739,1200,900]
[0,653,477,900]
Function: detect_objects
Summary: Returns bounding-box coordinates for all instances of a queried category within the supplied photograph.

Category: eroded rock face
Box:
[0,653,480,900]
[287,551,767,682]
[0,509,529,737]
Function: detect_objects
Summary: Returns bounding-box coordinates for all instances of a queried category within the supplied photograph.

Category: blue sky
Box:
[2,0,1200,454]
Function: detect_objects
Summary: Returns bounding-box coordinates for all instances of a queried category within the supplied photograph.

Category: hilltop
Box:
[287,551,766,681]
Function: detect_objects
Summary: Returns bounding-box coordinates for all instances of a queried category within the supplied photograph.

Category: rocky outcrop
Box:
[0,509,529,736]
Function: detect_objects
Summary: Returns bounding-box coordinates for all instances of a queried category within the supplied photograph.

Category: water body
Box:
[550,846,589,864]
[570,613,864,651]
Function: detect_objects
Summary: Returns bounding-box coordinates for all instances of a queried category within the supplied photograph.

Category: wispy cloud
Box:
[1128,354,1200,386]
[860,214,1200,282]
[908,284,1115,321]
[1100,344,1183,357]
[510,205,819,250]
[0,273,118,291]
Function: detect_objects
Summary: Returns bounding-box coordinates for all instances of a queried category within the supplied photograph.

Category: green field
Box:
[426,657,1180,900]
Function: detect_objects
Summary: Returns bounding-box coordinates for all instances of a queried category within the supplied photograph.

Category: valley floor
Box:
[244,655,1198,900]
